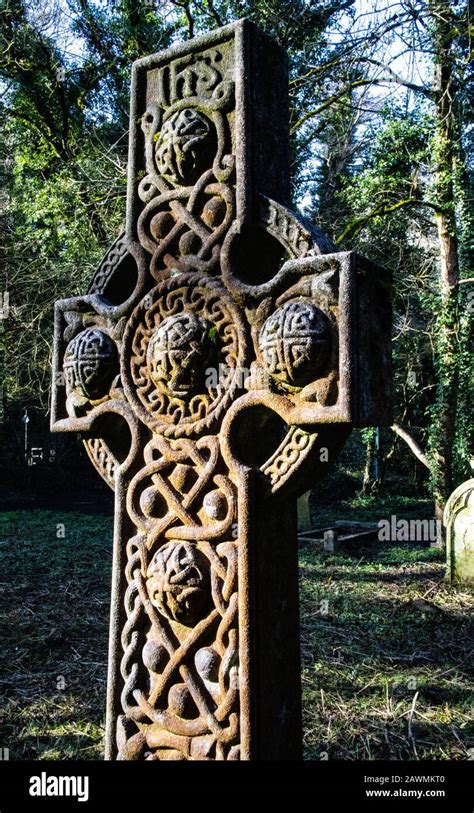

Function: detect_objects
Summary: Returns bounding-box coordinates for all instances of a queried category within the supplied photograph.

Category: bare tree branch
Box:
[391,423,431,470]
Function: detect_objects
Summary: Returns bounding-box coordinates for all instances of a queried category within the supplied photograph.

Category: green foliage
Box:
[0,0,472,505]
[339,108,434,226]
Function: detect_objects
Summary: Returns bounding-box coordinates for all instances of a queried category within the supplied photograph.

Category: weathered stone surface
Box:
[444,475,474,584]
[51,19,391,760]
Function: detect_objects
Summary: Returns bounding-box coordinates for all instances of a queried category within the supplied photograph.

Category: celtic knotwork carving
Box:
[138,176,235,278]
[155,109,216,187]
[258,301,332,389]
[117,434,239,760]
[147,312,213,398]
[122,274,248,437]
[127,434,235,542]
[87,234,129,295]
[64,328,119,415]
[258,196,335,258]
[261,426,314,491]
[146,540,211,626]
[135,43,235,280]
[83,437,118,490]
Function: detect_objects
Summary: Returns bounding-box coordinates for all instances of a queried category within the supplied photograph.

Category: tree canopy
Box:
[1,0,472,510]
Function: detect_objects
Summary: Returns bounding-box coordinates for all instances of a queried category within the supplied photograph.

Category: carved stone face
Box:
[155,108,215,186]
[146,540,211,626]
[146,312,213,398]
[258,301,331,388]
[63,328,118,401]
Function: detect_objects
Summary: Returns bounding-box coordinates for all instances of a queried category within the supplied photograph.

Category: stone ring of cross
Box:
[51,20,391,761]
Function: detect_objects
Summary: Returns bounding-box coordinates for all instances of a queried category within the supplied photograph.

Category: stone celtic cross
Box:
[51,20,391,761]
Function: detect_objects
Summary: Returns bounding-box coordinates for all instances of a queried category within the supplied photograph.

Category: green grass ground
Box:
[0,507,472,760]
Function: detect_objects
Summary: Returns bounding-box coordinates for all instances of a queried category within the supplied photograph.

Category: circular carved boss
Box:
[146,540,211,627]
[258,300,331,389]
[154,109,216,187]
[122,274,248,437]
[63,328,119,401]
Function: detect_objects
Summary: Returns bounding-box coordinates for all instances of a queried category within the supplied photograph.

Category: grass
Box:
[300,542,473,759]
[0,507,472,760]
[308,494,437,527]
[0,510,112,759]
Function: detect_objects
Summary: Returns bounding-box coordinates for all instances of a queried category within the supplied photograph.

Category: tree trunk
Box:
[429,0,461,518]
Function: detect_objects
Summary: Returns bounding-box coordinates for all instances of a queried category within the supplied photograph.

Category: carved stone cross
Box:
[51,20,391,761]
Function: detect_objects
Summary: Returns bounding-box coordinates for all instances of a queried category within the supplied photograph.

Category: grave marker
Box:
[444,471,474,584]
[51,20,391,760]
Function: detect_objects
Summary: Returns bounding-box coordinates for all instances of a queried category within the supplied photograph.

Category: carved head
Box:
[146,540,211,626]
[155,108,215,186]
[146,312,214,398]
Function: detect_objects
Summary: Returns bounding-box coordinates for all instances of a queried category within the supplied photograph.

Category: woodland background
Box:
[0,0,472,516]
